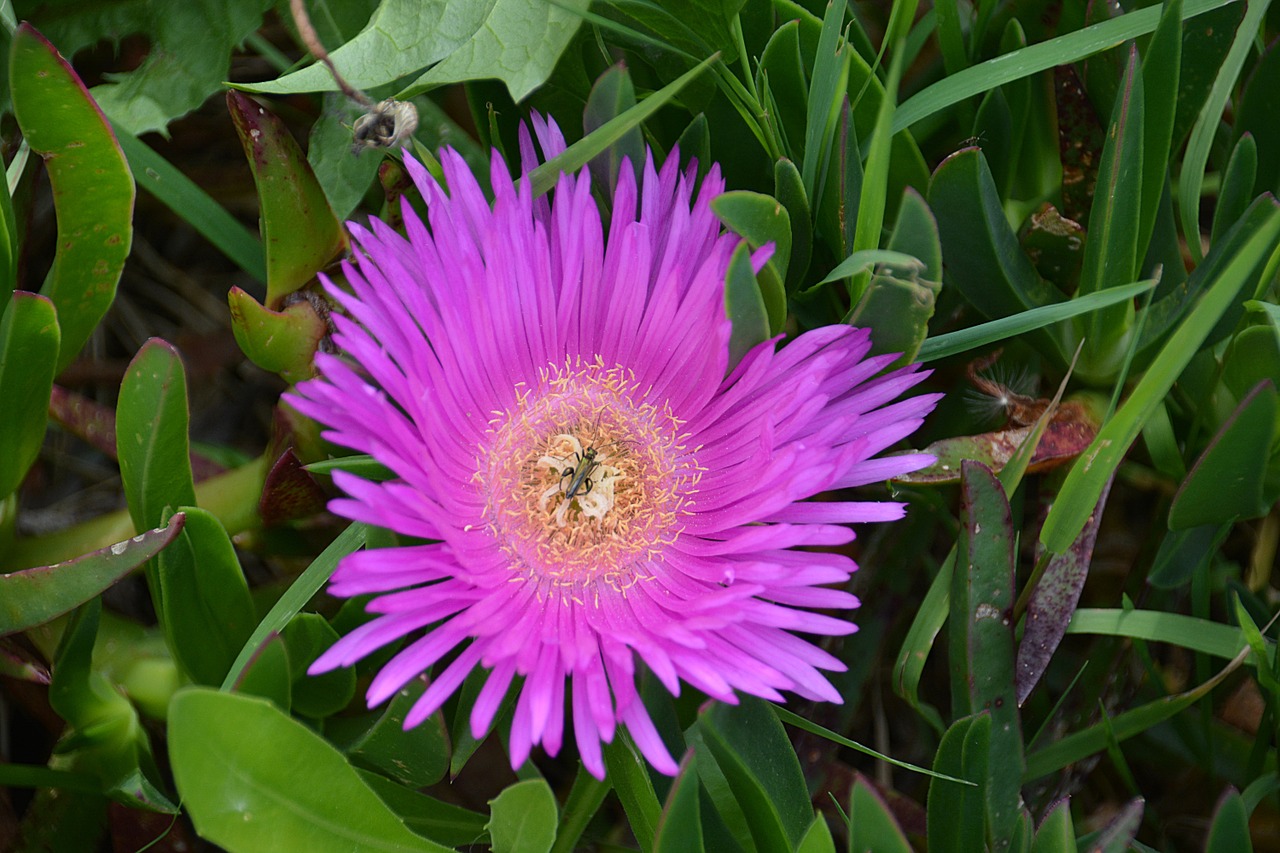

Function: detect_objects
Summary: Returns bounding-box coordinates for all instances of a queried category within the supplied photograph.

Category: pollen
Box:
[476,356,699,591]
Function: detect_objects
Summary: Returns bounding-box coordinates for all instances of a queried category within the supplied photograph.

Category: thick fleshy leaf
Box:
[1205,788,1251,853]
[240,0,494,95]
[724,243,770,370]
[228,286,329,382]
[1169,381,1278,528]
[928,714,989,853]
[654,755,703,853]
[259,447,329,527]
[849,775,912,853]
[1235,39,1280,197]
[603,733,662,852]
[158,507,255,686]
[50,601,177,812]
[281,613,356,718]
[584,64,644,198]
[0,291,59,497]
[10,24,134,375]
[1017,477,1113,705]
[340,680,449,788]
[0,513,183,637]
[1030,799,1075,853]
[169,688,450,852]
[713,191,789,333]
[1212,134,1258,244]
[228,92,345,307]
[952,462,1023,850]
[401,0,588,102]
[232,631,292,710]
[359,771,489,848]
[696,698,813,852]
[757,23,807,162]
[773,158,812,291]
[487,779,558,853]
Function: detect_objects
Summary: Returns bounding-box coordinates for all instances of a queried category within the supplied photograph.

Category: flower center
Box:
[477,357,698,590]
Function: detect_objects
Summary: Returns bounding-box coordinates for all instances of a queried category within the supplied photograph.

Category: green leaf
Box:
[159,507,256,686]
[801,0,849,202]
[359,770,490,848]
[713,191,789,333]
[1169,381,1278,528]
[222,522,367,690]
[0,292,59,497]
[917,280,1155,363]
[1075,46,1143,378]
[1178,0,1273,262]
[233,631,292,710]
[1087,798,1144,853]
[228,92,345,306]
[400,0,588,102]
[603,732,662,852]
[894,0,1236,135]
[1213,134,1258,245]
[1040,203,1280,553]
[228,286,328,382]
[282,613,357,718]
[757,23,808,163]
[50,601,177,812]
[1030,799,1075,853]
[773,158,812,291]
[170,688,450,852]
[1137,0,1182,256]
[724,242,770,370]
[1206,788,1252,853]
[797,816,836,853]
[696,698,812,852]
[1065,608,1273,664]
[928,717,977,853]
[952,462,1024,851]
[584,64,644,197]
[10,24,134,375]
[240,0,495,95]
[343,680,449,788]
[307,93,385,220]
[0,512,183,637]
[929,149,1064,356]
[520,54,717,198]
[654,756,704,853]
[487,778,559,853]
[1234,40,1280,197]
[849,775,912,853]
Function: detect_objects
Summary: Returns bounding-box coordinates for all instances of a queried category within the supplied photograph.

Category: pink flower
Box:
[290,118,940,778]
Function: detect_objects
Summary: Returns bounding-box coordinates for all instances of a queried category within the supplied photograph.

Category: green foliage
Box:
[5,0,1280,849]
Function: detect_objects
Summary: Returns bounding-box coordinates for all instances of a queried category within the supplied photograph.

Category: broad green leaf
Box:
[358,770,489,848]
[773,158,812,290]
[10,24,134,375]
[170,688,450,852]
[307,93,385,220]
[228,92,345,306]
[282,613,357,718]
[117,339,197,628]
[232,631,292,710]
[50,601,177,812]
[1206,788,1252,853]
[487,778,558,853]
[0,292,59,497]
[797,816,836,853]
[160,507,256,686]
[724,243,770,370]
[1224,323,1280,404]
[449,665,517,777]
[1169,381,1278,528]
[1234,40,1280,197]
[1030,799,1075,853]
[929,149,1064,358]
[654,756,704,853]
[928,717,978,853]
[713,191,789,333]
[342,681,449,788]
[757,23,808,164]
[221,522,367,690]
[849,776,912,853]
[400,0,588,102]
[1213,134,1258,245]
[0,513,183,637]
[241,0,495,95]
[1041,205,1280,553]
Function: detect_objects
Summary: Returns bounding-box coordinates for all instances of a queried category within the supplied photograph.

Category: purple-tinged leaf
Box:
[0,513,185,637]
[259,448,328,527]
[1017,475,1114,705]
